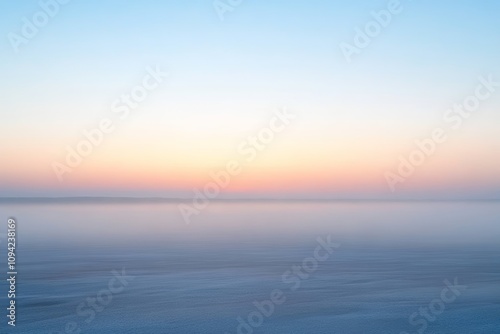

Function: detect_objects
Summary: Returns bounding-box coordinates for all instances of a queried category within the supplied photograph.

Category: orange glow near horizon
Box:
[1,121,500,197]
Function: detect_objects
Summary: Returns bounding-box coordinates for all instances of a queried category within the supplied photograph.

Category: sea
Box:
[0,200,499,333]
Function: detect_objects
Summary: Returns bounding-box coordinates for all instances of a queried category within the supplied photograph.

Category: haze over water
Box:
[1,200,499,333]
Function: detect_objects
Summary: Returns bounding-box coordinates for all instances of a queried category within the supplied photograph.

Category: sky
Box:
[0,0,499,199]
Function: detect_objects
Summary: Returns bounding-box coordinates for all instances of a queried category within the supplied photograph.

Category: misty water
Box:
[0,200,499,333]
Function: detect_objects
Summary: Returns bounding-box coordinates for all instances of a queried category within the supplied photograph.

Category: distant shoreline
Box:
[0,197,499,203]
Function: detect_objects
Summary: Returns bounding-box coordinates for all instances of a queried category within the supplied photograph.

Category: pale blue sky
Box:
[1,0,499,198]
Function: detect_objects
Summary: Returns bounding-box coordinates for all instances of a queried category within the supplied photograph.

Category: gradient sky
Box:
[1,0,499,198]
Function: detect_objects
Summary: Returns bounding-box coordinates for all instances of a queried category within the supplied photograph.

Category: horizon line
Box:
[0,197,499,203]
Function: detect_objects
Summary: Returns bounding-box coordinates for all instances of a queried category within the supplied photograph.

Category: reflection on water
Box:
[0,200,499,333]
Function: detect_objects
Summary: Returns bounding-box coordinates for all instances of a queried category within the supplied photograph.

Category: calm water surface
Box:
[0,200,499,333]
